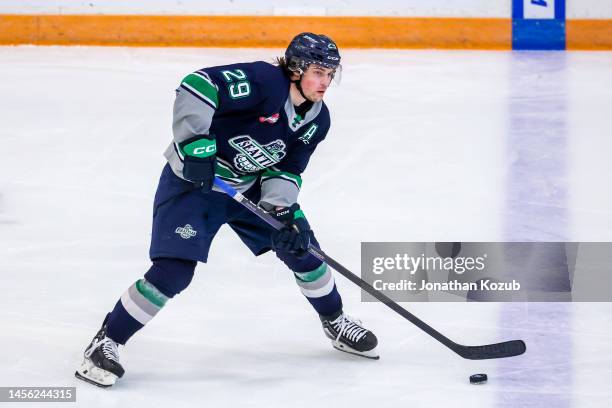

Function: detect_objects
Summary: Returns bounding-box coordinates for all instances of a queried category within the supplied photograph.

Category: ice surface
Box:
[1,46,611,407]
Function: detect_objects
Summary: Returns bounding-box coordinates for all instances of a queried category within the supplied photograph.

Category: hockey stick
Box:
[213,177,526,360]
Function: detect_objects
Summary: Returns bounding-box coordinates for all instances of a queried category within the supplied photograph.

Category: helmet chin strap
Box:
[291,74,312,103]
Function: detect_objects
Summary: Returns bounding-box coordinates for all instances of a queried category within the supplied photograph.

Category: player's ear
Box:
[290,71,301,81]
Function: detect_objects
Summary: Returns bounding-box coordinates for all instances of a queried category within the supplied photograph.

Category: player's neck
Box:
[289,83,307,106]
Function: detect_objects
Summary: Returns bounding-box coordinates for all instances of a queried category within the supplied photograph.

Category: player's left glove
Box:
[271,203,313,258]
[179,135,217,193]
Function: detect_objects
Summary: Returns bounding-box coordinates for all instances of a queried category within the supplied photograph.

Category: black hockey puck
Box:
[469,374,488,384]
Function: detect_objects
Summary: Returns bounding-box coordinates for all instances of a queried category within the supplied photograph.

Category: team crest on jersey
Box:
[229,135,286,173]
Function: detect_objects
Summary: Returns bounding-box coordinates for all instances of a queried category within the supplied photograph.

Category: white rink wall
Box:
[3,0,612,18]
[0,0,512,17]
[567,0,612,18]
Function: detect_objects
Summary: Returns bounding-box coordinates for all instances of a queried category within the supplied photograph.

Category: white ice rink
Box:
[1,46,611,407]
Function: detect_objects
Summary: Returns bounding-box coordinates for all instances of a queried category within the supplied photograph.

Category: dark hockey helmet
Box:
[285,32,341,75]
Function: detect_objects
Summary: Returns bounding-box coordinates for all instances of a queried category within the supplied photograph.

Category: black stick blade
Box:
[454,340,526,360]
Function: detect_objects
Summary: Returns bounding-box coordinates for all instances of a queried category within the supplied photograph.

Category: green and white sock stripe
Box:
[261,168,302,189]
[181,71,219,109]
[294,263,335,298]
[120,279,169,325]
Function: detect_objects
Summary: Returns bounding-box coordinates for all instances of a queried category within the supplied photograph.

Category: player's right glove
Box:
[270,203,313,258]
[179,135,217,193]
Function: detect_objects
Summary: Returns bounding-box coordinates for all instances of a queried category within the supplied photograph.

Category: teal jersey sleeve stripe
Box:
[181,73,219,109]
[215,160,258,183]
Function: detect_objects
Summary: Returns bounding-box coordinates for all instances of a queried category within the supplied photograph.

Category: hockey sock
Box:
[293,262,343,317]
[105,258,196,344]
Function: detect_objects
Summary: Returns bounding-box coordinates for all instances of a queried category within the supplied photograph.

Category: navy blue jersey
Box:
[164,61,331,207]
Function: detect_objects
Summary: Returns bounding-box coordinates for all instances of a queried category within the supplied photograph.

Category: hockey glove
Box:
[271,203,313,257]
[179,135,217,193]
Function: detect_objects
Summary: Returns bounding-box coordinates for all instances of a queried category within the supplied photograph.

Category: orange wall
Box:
[0,14,609,49]
[566,19,612,50]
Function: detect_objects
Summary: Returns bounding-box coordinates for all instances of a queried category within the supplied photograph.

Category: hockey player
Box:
[75,32,378,388]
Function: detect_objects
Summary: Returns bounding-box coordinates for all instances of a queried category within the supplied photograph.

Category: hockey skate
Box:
[321,311,379,359]
[75,315,125,388]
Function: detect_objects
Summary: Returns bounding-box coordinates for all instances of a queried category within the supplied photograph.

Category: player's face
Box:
[300,65,335,102]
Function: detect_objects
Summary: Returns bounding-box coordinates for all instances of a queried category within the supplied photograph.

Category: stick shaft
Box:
[213,177,526,360]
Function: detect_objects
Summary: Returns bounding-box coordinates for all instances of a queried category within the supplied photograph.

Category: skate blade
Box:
[75,360,118,388]
[332,341,380,360]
